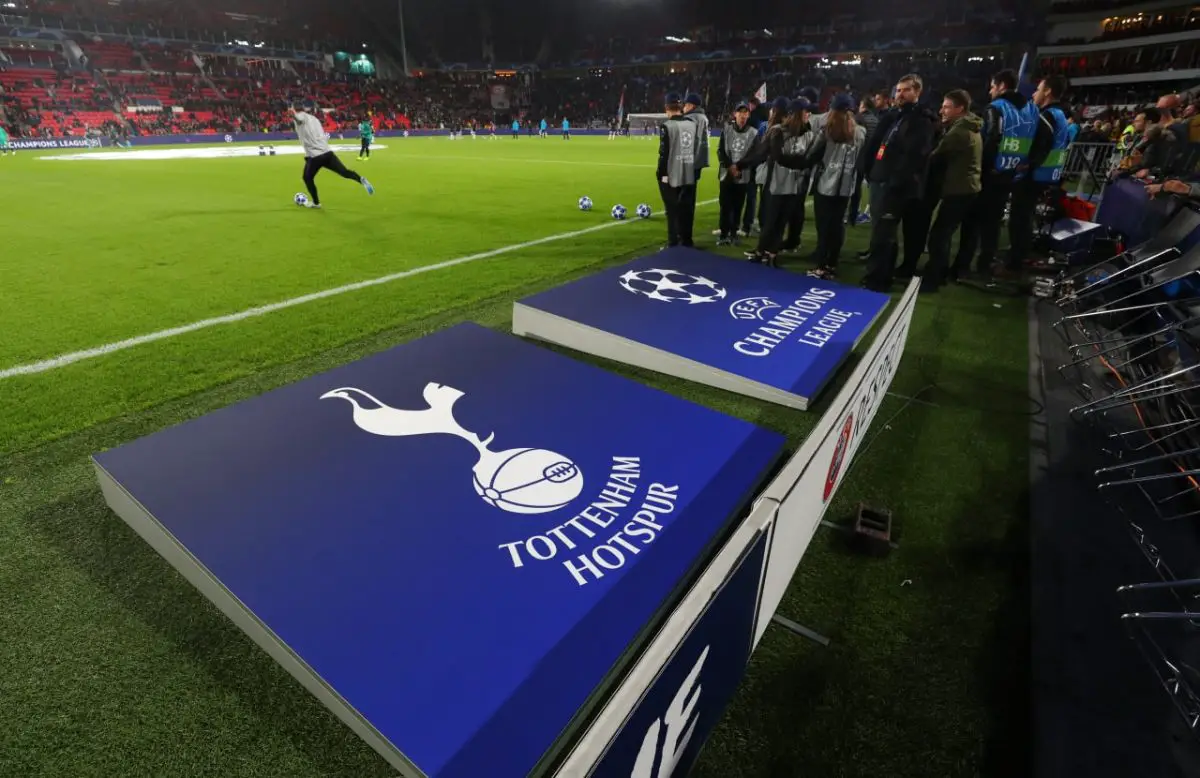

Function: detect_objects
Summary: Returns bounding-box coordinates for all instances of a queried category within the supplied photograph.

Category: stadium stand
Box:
[7,1,1200,777]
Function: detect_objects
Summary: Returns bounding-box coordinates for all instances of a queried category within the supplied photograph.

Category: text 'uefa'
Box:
[497,456,682,586]
[733,287,861,356]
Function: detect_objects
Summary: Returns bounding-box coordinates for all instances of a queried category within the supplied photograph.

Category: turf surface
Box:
[0,137,1031,777]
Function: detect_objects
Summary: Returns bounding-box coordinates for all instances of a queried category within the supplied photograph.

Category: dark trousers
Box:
[743,181,759,232]
[782,184,808,250]
[1008,179,1048,270]
[955,176,1013,274]
[659,181,697,247]
[302,151,361,205]
[924,194,977,285]
[719,178,749,238]
[756,191,799,254]
[847,172,865,222]
[899,196,934,275]
[863,185,913,289]
[359,138,371,157]
[812,193,850,267]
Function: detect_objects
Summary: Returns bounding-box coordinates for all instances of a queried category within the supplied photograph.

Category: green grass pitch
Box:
[0,136,1031,777]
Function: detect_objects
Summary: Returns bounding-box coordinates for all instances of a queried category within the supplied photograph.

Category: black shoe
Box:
[745,250,764,263]
[856,250,871,261]
[919,277,941,294]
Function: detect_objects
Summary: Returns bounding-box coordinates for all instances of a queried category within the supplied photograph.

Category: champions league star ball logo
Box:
[619,269,727,304]
[728,296,781,321]
[320,383,584,515]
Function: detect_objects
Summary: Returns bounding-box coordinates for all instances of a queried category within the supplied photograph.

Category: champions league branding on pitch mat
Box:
[320,382,682,587]
[618,270,866,357]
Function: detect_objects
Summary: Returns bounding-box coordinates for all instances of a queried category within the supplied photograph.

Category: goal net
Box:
[626,113,666,135]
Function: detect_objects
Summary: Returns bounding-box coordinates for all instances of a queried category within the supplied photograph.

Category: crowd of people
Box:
[654,70,1110,296]
[0,48,1015,141]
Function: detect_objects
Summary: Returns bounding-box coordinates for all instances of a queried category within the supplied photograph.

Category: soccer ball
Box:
[472,447,584,514]
[294,192,309,206]
[618,268,728,304]
[636,203,652,219]
[578,196,593,211]
[611,204,627,220]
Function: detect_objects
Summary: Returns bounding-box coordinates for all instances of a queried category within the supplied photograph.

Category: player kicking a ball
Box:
[290,99,373,208]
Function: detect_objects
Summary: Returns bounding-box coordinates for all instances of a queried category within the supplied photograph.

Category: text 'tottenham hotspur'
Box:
[497,456,680,586]
[734,287,862,356]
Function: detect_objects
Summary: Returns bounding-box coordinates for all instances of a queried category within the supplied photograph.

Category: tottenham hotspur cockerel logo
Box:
[321,383,584,515]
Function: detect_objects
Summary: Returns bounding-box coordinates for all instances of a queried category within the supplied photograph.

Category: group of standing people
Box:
[657,68,1074,294]
[856,69,1071,293]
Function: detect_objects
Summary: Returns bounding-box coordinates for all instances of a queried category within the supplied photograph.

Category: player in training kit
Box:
[291,101,374,208]
[539,118,547,137]
[358,116,374,160]
[561,117,570,139]
[0,125,11,155]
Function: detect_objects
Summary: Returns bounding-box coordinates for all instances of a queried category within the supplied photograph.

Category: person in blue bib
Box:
[1008,74,1071,271]
[953,69,1049,279]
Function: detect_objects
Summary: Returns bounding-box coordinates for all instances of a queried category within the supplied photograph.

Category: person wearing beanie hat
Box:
[682,93,710,234]
[740,96,768,235]
[746,96,793,238]
[781,95,820,256]
[804,92,867,281]
[288,101,374,209]
[738,98,819,266]
[657,92,699,248]
[716,101,758,245]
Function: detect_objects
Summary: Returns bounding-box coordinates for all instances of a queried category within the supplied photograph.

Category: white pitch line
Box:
[383,153,647,168]
[0,199,718,380]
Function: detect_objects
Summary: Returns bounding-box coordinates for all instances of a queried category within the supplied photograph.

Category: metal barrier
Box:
[1046,203,1200,738]
[1063,141,1122,199]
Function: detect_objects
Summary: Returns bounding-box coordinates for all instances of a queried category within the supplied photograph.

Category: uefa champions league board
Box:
[92,322,785,778]
[514,247,891,409]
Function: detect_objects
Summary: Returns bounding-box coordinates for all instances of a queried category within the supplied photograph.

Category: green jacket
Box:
[930,113,982,197]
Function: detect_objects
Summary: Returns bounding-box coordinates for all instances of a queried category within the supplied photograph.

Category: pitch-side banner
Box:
[552,501,777,776]
[754,278,920,646]
[10,137,103,149]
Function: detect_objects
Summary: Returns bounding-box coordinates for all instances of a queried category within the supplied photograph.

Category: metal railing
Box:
[1045,203,1200,738]
[1063,141,1123,198]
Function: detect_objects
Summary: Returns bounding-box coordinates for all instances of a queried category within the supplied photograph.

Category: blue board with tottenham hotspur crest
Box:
[515,247,891,405]
[92,322,785,778]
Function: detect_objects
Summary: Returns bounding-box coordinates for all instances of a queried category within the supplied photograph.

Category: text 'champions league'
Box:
[733,287,863,357]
